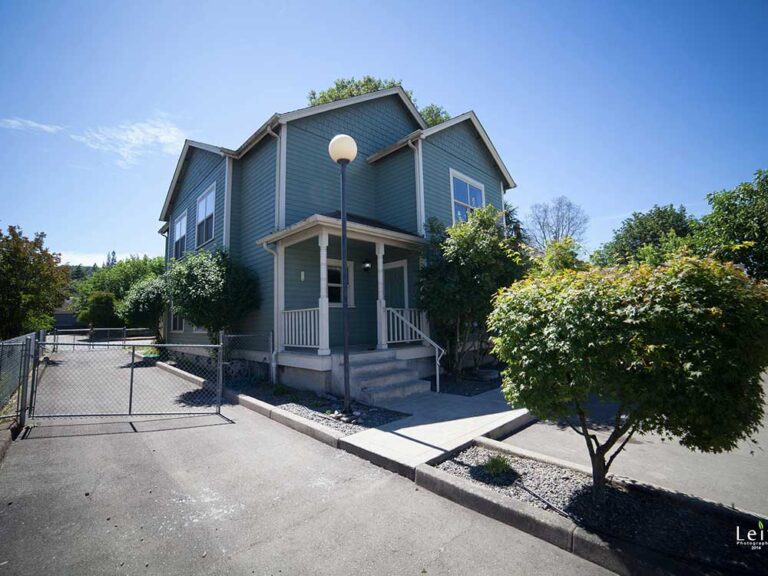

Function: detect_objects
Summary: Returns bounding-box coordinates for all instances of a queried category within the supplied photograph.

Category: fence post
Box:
[216,331,224,414]
[18,336,32,429]
[28,334,40,419]
[128,345,135,415]
[123,326,127,347]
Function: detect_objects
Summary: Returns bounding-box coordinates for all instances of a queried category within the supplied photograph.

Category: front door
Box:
[384,261,407,309]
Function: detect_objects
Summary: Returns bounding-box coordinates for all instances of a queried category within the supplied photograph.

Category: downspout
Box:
[407,139,425,237]
[159,227,169,342]
[262,241,279,385]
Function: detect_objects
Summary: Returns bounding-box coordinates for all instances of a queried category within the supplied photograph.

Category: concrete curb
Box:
[414,462,697,576]
[483,411,538,440]
[0,422,15,465]
[157,361,206,387]
[482,436,765,525]
[338,437,416,479]
[223,389,343,449]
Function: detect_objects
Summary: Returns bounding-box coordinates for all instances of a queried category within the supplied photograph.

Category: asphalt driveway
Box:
[503,374,768,516]
[0,406,611,576]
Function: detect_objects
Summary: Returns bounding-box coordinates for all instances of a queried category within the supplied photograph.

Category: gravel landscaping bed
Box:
[226,379,409,436]
[437,445,764,575]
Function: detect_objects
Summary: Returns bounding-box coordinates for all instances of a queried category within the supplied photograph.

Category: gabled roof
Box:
[160,87,425,222]
[366,111,516,189]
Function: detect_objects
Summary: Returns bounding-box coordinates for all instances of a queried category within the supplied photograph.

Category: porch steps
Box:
[345,350,431,405]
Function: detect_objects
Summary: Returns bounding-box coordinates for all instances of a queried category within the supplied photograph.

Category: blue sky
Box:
[1,0,766,264]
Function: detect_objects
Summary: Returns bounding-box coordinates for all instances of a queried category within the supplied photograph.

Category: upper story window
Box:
[173,212,187,259]
[196,184,216,247]
[327,259,355,307]
[450,169,484,224]
[171,311,184,333]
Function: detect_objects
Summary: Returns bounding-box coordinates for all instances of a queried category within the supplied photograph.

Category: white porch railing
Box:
[283,308,319,348]
[386,308,424,344]
[386,307,445,393]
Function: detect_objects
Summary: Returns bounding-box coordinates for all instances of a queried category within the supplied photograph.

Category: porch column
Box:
[376,241,387,350]
[318,231,331,356]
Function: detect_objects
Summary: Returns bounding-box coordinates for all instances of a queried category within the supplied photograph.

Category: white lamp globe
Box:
[328,134,358,163]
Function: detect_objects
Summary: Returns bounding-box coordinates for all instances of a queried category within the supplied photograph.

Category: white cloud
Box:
[58,251,134,266]
[0,117,64,134]
[70,115,187,167]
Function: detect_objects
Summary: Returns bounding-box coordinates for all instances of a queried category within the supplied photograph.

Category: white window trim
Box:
[173,210,188,260]
[449,168,485,225]
[196,182,216,248]
[327,258,355,308]
[383,259,409,308]
[170,311,185,333]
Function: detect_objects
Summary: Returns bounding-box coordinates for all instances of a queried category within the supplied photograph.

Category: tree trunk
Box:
[589,452,608,493]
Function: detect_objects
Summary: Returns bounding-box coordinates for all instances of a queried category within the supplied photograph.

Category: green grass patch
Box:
[483,454,512,477]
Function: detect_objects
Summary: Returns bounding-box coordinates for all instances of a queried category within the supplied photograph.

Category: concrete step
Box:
[360,380,432,405]
[345,350,396,365]
[356,368,422,388]
[349,358,409,378]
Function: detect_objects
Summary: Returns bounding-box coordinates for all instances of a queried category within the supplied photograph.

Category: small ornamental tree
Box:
[488,256,768,491]
[120,276,167,341]
[418,206,527,372]
[77,291,120,327]
[530,237,586,276]
[165,250,260,343]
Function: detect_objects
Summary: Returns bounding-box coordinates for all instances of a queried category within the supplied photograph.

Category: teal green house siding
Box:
[375,147,418,234]
[159,90,514,352]
[230,138,277,340]
[422,121,505,228]
[285,95,421,226]
[165,147,227,344]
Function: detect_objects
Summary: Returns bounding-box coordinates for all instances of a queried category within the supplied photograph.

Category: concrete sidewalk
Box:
[342,389,532,476]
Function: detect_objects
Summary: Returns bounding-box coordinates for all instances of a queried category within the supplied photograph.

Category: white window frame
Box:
[170,311,184,333]
[327,258,354,308]
[449,168,485,225]
[173,210,187,260]
[196,183,216,247]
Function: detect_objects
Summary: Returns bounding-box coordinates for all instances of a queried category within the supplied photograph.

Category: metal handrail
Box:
[387,308,445,393]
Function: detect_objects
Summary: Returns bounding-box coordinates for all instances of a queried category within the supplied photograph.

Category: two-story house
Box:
[158,87,515,404]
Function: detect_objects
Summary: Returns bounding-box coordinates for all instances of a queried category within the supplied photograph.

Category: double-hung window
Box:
[450,169,484,223]
[327,259,354,307]
[171,311,184,333]
[196,184,215,247]
[173,212,187,259]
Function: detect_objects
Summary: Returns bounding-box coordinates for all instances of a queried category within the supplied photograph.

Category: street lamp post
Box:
[328,134,358,413]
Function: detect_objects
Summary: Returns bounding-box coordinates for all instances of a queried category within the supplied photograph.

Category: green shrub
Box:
[77,291,120,327]
[483,454,512,477]
[489,256,768,490]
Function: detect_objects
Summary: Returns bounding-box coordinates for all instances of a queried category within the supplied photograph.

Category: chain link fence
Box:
[30,341,223,419]
[49,327,155,351]
[0,333,35,422]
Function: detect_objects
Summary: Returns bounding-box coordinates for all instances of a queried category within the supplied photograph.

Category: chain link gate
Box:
[29,339,224,421]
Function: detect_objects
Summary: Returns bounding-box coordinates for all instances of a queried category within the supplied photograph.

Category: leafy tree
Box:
[72,255,164,317]
[77,291,120,327]
[525,196,589,252]
[307,76,450,127]
[592,204,695,266]
[120,276,167,341]
[418,206,527,372]
[696,169,768,279]
[165,250,260,342]
[489,257,768,491]
[418,103,451,128]
[0,226,69,339]
[503,201,526,242]
[531,237,585,276]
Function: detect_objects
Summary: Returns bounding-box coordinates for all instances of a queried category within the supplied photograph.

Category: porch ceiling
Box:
[258,213,426,249]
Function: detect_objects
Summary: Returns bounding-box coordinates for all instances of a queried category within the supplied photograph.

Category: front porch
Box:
[259,213,442,402]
